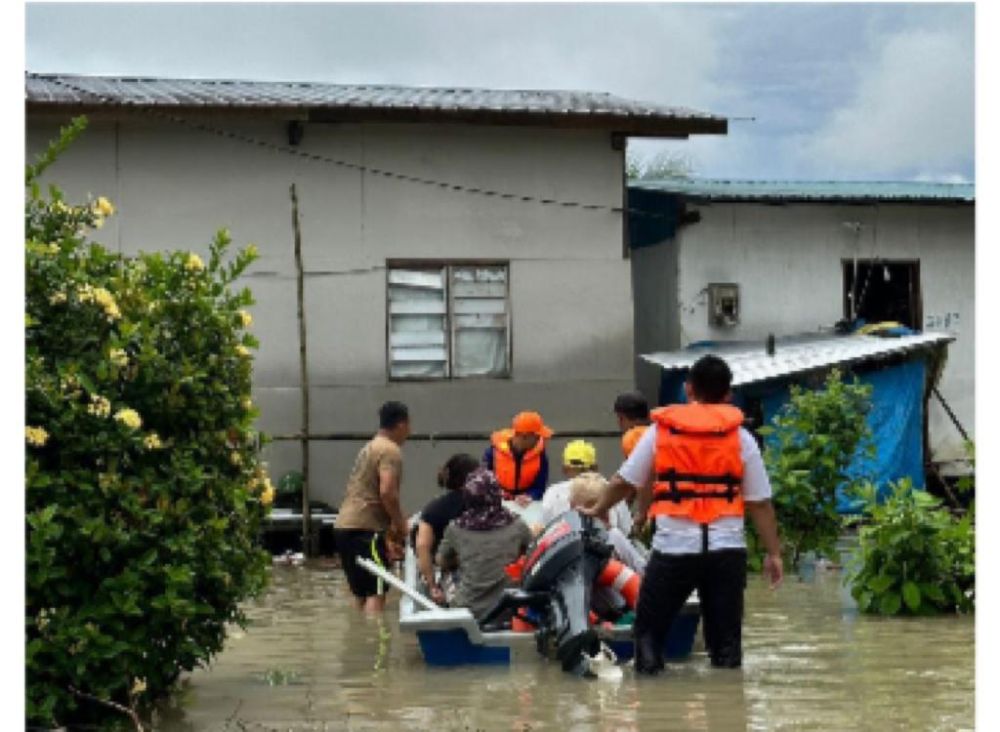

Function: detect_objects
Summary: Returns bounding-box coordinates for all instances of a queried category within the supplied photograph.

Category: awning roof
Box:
[641,332,954,387]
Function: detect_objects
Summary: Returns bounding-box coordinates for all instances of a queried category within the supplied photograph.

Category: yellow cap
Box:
[563,440,597,469]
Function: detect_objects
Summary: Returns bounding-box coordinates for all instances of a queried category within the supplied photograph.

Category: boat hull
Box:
[399,547,701,667]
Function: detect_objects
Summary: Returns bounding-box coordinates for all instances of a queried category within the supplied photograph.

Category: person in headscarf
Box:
[436,468,534,620]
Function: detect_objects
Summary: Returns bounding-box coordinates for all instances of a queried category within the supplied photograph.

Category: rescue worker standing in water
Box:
[614,391,651,459]
[483,411,552,504]
[582,355,783,674]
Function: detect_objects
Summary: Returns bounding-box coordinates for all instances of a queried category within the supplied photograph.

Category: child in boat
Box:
[568,472,646,621]
[436,468,534,622]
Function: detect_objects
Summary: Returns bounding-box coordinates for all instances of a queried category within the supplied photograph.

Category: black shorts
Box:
[334,529,388,599]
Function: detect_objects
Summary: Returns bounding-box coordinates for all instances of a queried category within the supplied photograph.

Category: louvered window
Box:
[388,264,510,380]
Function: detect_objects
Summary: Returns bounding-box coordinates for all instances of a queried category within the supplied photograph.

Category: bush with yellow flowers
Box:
[26,118,272,729]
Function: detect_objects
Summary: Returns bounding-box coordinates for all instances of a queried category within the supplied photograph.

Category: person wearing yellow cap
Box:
[540,440,632,535]
[483,411,553,503]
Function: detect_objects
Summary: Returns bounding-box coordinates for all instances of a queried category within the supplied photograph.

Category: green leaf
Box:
[879,592,902,615]
[902,581,921,612]
[868,574,895,594]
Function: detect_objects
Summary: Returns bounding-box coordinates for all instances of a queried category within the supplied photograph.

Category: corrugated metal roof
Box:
[25,73,727,137]
[629,178,974,203]
[641,332,954,387]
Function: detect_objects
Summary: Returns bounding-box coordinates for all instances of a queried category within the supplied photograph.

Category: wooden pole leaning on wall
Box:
[290,183,313,557]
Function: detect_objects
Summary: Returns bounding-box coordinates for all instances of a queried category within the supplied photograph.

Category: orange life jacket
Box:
[490,429,544,495]
[621,425,649,458]
[647,403,745,524]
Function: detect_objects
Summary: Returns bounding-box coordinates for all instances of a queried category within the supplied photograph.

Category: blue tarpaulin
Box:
[759,358,926,512]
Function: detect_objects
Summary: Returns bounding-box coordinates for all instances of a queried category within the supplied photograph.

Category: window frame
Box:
[386,259,512,382]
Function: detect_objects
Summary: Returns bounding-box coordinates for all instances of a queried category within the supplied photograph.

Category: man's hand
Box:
[763,552,784,589]
[385,537,404,562]
[514,494,533,508]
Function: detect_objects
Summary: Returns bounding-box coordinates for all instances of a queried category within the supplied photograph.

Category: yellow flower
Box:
[94,196,115,217]
[93,215,105,229]
[131,678,147,696]
[235,344,251,358]
[229,451,243,467]
[185,253,205,272]
[245,243,259,258]
[77,284,95,303]
[49,291,67,305]
[87,394,111,419]
[241,397,253,411]
[238,310,253,328]
[143,432,163,450]
[109,348,128,367]
[114,408,142,430]
[52,200,71,215]
[25,426,49,447]
[260,485,275,506]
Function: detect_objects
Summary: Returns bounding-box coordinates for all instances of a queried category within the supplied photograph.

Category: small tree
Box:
[756,369,874,567]
[26,118,273,729]
[847,476,974,615]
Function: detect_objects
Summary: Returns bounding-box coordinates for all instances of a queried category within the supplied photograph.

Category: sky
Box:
[24,2,975,182]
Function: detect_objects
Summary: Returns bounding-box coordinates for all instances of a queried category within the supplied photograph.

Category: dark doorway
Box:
[843,260,922,329]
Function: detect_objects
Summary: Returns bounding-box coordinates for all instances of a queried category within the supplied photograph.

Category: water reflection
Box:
[158,561,973,731]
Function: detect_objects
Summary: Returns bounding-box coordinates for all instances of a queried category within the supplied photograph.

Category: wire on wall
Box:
[47,76,679,222]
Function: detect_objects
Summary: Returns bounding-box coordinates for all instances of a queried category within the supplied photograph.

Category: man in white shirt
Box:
[581,355,783,675]
[541,440,632,535]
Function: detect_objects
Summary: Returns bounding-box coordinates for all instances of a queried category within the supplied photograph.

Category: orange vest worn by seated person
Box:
[648,403,745,524]
[490,429,544,495]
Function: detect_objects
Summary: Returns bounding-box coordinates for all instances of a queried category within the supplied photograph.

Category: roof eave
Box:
[26,100,728,137]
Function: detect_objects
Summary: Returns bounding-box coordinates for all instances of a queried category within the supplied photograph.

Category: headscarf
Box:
[453,467,517,532]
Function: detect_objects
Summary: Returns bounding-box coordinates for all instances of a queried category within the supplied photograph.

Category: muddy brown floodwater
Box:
[157,559,973,732]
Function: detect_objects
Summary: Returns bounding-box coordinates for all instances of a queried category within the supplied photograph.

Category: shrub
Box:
[26,117,273,728]
[755,369,873,567]
[847,477,974,615]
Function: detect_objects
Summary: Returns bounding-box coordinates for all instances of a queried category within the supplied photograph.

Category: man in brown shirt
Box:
[334,401,411,613]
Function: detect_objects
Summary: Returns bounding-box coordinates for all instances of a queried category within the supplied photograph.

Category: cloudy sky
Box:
[25,2,975,182]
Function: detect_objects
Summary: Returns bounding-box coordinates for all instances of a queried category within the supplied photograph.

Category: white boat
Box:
[396,543,701,667]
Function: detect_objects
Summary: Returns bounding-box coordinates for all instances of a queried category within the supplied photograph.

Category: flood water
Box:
[158,559,974,731]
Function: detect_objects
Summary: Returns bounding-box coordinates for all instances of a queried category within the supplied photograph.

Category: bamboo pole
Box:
[290,183,312,556]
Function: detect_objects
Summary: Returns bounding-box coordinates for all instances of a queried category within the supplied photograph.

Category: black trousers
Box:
[633,548,747,674]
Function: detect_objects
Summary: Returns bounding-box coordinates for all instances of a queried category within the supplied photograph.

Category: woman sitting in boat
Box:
[413,453,480,605]
[436,467,534,622]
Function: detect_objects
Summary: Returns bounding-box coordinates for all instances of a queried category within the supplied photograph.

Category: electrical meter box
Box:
[708,283,740,327]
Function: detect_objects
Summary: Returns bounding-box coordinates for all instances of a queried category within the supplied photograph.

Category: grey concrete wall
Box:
[27,115,636,512]
[630,234,681,364]
[672,201,975,465]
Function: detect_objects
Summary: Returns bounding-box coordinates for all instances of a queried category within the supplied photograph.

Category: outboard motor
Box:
[480,510,613,676]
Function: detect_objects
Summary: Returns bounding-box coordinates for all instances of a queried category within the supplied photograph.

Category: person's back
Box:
[335,433,401,532]
[436,467,533,620]
[437,519,532,619]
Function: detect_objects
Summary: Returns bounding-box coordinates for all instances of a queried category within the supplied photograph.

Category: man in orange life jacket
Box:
[582,355,783,674]
[483,411,552,504]
[614,391,651,459]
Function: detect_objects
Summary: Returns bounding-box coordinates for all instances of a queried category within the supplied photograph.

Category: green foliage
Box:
[26,118,273,728]
[753,369,874,567]
[847,478,974,616]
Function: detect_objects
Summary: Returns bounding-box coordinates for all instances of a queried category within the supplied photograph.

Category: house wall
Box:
[670,201,974,465]
[27,115,635,511]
